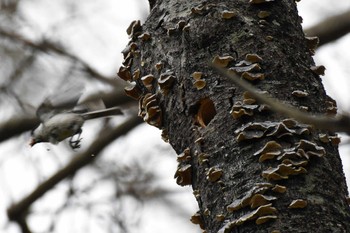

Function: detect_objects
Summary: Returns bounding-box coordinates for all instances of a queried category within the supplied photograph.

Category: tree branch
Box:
[7,115,143,224]
[212,65,350,135]
[304,10,350,47]
[0,27,119,86]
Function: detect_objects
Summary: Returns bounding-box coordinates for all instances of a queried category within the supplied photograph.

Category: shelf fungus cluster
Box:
[224,117,324,231]
[235,118,311,142]
[228,53,265,81]
[174,148,192,186]
[230,91,269,119]
[118,20,178,130]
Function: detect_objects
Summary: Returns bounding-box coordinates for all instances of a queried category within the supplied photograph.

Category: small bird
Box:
[30,102,123,149]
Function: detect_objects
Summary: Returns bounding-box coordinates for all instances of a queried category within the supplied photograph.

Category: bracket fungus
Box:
[250,194,277,208]
[272,184,287,193]
[220,204,277,233]
[126,20,142,38]
[212,55,235,68]
[245,54,263,63]
[174,164,192,186]
[262,164,307,181]
[310,65,326,76]
[124,83,142,100]
[292,90,309,98]
[258,11,271,19]
[206,167,223,182]
[158,72,176,95]
[192,71,203,80]
[221,10,236,19]
[296,139,326,158]
[117,66,132,82]
[255,215,277,225]
[190,212,205,229]
[138,32,151,41]
[254,141,282,162]
[305,36,319,54]
[242,72,265,81]
[227,185,271,212]
[288,199,307,209]
[141,74,155,91]
[177,148,191,162]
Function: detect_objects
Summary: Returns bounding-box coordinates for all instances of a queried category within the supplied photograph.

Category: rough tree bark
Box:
[118,0,350,232]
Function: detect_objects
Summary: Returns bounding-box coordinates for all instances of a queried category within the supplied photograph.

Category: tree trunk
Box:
[118,0,350,232]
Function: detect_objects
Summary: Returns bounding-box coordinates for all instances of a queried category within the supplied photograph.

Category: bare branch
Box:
[212,64,350,135]
[304,10,350,46]
[7,116,143,224]
[0,27,119,86]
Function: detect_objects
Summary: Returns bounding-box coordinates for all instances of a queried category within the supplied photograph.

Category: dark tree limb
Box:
[0,27,119,86]
[7,116,143,225]
[304,10,350,46]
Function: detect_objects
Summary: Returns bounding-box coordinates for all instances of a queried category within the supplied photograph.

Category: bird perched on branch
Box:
[30,93,123,149]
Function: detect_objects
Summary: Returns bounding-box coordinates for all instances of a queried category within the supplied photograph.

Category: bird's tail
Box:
[81,107,123,120]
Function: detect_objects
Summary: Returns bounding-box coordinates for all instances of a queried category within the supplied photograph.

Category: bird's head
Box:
[29,125,48,147]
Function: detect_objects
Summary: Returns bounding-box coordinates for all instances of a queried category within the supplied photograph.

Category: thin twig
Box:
[212,64,350,135]
[7,116,143,224]
[0,27,118,86]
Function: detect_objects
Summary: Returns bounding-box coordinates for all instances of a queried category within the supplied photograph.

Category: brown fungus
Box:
[190,212,205,229]
[193,80,207,90]
[222,10,236,19]
[243,91,257,104]
[305,36,319,52]
[256,215,277,225]
[196,98,217,127]
[132,68,141,80]
[154,62,163,72]
[242,72,265,81]
[177,20,187,30]
[126,20,142,38]
[310,65,326,75]
[158,73,176,95]
[124,83,142,100]
[254,141,282,156]
[216,214,225,222]
[117,66,132,82]
[141,74,155,91]
[329,136,341,146]
[192,71,203,80]
[174,164,192,186]
[292,90,309,98]
[177,148,191,162]
[272,184,287,193]
[250,194,277,208]
[182,23,191,31]
[167,27,176,36]
[258,11,271,19]
[206,167,223,182]
[288,199,307,209]
[245,54,263,63]
[212,55,234,68]
[198,153,209,165]
[138,32,151,41]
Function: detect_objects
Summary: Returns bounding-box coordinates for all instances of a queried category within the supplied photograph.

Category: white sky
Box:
[1,1,350,233]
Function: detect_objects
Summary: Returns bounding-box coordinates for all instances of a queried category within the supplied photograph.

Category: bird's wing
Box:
[36,83,84,122]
